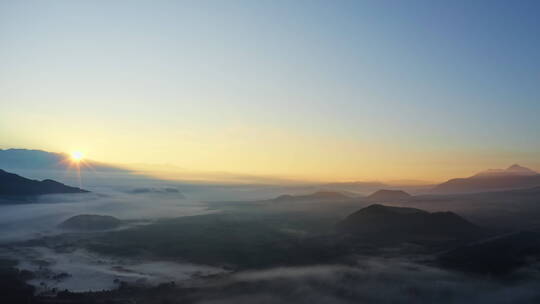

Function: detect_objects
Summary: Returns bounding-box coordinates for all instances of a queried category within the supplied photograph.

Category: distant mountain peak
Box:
[272,191,349,202]
[474,164,538,178]
[432,164,540,194]
[358,204,426,215]
[508,164,524,170]
[505,164,537,175]
[311,191,349,198]
[366,189,411,201]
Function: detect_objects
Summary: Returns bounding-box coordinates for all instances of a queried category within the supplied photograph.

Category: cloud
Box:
[193,258,540,304]
[0,189,212,243]
[12,247,226,292]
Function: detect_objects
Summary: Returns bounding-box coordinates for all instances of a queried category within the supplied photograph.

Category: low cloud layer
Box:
[0,186,211,242]
[12,246,226,292]
[198,258,540,304]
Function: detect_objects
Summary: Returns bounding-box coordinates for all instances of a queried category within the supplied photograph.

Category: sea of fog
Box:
[0,174,232,292]
[15,247,226,292]
[0,170,303,292]
[0,168,340,243]
[0,189,213,242]
[3,169,540,302]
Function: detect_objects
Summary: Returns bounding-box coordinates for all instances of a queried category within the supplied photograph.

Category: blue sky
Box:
[1,0,539,181]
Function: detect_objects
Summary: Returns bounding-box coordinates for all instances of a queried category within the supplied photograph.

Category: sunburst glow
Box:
[70,151,84,162]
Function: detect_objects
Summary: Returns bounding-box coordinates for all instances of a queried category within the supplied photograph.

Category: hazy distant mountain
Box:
[0,148,127,172]
[431,164,540,194]
[337,204,483,241]
[319,181,389,194]
[474,164,538,177]
[126,187,184,197]
[366,189,411,201]
[0,169,88,196]
[59,214,122,231]
[403,186,540,231]
[271,191,351,202]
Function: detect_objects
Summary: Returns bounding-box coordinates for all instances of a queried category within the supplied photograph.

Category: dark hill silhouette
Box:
[272,191,350,202]
[59,214,122,231]
[439,231,540,275]
[0,169,88,196]
[367,189,411,201]
[431,164,540,194]
[337,204,483,241]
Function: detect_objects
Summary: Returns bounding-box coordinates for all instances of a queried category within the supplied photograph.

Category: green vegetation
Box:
[87,213,348,269]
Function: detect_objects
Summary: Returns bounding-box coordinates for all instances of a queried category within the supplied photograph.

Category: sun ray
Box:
[70,151,84,162]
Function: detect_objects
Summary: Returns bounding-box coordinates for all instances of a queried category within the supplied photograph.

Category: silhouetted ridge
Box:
[507,164,537,173]
[357,204,426,215]
[0,169,88,196]
[337,204,483,241]
[432,164,540,194]
[272,191,349,202]
[366,189,411,201]
[439,231,540,275]
[476,164,538,177]
[320,181,388,194]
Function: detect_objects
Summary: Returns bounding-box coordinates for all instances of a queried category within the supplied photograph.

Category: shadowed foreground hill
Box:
[337,204,484,242]
[439,231,540,275]
[0,169,88,196]
[85,213,349,269]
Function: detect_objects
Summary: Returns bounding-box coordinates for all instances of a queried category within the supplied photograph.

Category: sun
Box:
[70,151,84,162]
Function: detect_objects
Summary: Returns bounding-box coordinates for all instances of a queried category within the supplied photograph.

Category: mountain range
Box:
[431,164,540,194]
[319,181,390,194]
[474,164,538,177]
[271,191,351,202]
[2,149,539,196]
[0,169,88,196]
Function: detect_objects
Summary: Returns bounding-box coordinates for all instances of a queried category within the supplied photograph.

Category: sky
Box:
[1,0,540,183]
